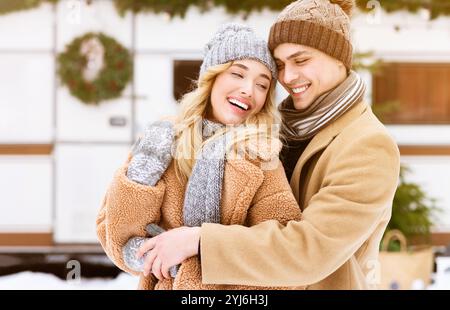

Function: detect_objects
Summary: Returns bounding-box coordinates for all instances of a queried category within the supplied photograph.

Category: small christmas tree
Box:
[384,165,440,250]
[352,54,440,251]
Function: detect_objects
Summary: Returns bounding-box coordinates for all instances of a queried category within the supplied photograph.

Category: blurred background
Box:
[0,0,449,289]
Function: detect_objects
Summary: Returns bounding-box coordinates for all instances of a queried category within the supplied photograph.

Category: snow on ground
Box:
[2,271,448,290]
[0,271,139,290]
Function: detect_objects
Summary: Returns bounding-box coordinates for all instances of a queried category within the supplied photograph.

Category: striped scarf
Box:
[278,71,366,141]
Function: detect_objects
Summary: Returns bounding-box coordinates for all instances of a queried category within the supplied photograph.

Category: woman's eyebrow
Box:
[260,74,271,81]
[231,63,249,70]
[232,63,271,81]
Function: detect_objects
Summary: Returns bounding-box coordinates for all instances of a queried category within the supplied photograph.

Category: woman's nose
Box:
[240,81,253,98]
[240,89,252,97]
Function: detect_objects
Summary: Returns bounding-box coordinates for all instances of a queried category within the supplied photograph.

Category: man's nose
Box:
[283,66,299,85]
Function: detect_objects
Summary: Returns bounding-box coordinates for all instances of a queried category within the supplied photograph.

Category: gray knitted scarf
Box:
[278,70,366,142]
[169,119,225,276]
[183,119,226,226]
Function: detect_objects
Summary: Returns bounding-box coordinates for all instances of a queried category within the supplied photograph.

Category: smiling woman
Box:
[96,23,304,290]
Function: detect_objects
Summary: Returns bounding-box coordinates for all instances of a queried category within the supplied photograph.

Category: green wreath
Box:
[57,32,133,104]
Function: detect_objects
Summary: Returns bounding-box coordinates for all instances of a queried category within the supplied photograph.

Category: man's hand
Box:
[136,226,201,280]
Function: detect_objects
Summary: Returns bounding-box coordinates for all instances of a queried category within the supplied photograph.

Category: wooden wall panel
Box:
[373,63,450,124]
[0,233,53,246]
[0,144,53,155]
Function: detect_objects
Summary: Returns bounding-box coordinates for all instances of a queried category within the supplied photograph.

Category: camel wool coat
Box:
[199,101,401,289]
[96,138,303,290]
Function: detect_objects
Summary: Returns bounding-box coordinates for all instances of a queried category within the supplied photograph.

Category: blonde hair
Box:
[173,61,281,182]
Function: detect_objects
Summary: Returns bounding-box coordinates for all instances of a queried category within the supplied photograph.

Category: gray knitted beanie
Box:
[200,23,277,79]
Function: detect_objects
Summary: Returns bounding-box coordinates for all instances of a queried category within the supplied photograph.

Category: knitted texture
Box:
[183,119,225,227]
[200,23,277,78]
[269,0,354,70]
[126,120,174,186]
[278,70,366,141]
[122,236,147,272]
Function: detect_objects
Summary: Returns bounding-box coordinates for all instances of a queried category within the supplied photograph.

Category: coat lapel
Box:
[225,159,264,225]
[220,137,281,224]
[290,101,369,202]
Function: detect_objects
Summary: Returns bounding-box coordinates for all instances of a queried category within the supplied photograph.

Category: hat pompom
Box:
[216,23,252,38]
[204,23,252,55]
[329,0,354,17]
[200,22,277,78]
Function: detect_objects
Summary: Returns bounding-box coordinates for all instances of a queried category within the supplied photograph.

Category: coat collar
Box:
[290,101,369,200]
[224,137,283,224]
[225,159,265,225]
[245,137,283,162]
[226,137,282,178]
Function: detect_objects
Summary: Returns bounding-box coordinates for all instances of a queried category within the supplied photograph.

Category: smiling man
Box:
[197,0,400,290]
[141,0,401,290]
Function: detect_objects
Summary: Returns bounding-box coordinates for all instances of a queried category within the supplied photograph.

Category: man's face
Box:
[274,43,347,110]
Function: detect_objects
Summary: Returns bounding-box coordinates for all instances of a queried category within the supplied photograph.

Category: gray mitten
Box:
[122,224,179,278]
[123,236,147,272]
[127,120,174,186]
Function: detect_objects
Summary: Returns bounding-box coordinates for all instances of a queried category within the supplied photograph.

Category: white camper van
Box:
[0,0,449,250]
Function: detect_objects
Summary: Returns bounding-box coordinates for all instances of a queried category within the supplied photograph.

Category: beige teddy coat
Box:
[96,139,303,290]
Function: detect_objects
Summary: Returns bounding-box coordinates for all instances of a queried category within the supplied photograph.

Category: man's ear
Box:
[337,61,349,76]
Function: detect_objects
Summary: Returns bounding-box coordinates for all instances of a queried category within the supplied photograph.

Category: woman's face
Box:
[208,59,272,125]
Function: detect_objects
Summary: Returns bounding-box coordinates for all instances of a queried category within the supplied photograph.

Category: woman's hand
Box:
[136,226,201,280]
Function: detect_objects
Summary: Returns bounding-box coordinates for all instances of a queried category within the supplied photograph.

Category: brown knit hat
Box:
[269,0,354,70]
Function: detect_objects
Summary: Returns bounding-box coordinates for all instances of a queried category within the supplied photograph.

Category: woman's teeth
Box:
[228,98,249,111]
[292,84,310,94]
